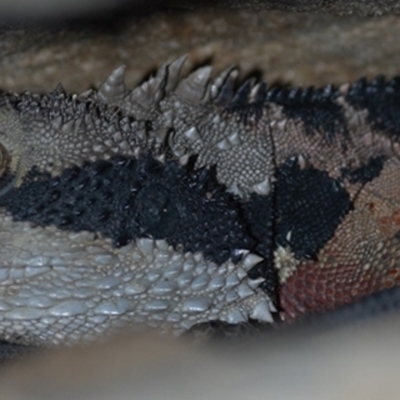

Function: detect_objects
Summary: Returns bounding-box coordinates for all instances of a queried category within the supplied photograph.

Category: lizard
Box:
[0,55,399,355]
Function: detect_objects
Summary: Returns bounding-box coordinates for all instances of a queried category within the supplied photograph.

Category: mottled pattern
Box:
[0,57,399,347]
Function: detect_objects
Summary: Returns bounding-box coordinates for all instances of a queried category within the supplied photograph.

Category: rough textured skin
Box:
[0,57,399,348]
[0,62,277,346]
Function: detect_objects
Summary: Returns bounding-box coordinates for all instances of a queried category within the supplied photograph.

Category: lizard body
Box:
[0,58,399,348]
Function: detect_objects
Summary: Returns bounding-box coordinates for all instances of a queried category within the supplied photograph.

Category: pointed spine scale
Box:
[176,66,212,104]
[184,126,200,142]
[250,300,274,323]
[248,277,265,289]
[153,128,169,145]
[216,138,232,151]
[210,66,235,100]
[165,55,188,93]
[231,78,255,106]
[237,282,255,299]
[224,309,248,324]
[168,131,185,158]
[98,65,127,102]
[51,83,66,96]
[243,253,264,271]
[51,115,63,129]
[129,65,167,110]
[252,177,272,196]
[227,131,240,146]
[215,68,239,105]
[231,248,250,263]
[250,82,267,104]
[179,154,190,166]
[61,119,76,134]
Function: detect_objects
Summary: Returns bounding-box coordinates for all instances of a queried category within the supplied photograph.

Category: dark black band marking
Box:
[0,155,260,265]
[340,155,386,185]
[346,75,400,138]
[274,156,352,260]
[219,81,349,135]
[266,85,349,140]
[243,194,276,298]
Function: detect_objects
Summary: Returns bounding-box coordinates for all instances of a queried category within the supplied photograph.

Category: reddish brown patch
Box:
[379,209,400,235]
[279,260,395,321]
[387,267,399,278]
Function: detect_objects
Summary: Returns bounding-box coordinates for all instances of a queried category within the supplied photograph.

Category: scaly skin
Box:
[95,60,400,321]
[0,57,399,347]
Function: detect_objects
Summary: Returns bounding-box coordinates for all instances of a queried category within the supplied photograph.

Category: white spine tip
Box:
[253,177,272,196]
[224,309,248,324]
[243,253,264,270]
[216,138,232,151]
[184,126,200,141]
[250,300,274,323]
[179,154,190,166]
[248,277,265,289]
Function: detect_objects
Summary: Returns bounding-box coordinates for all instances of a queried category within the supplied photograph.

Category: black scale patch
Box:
[266,85,349,140]
[345,75,400,138]
[273,156,352,260]
[340,155,386,185]
[242,194,276,298]
[0,155,269,267]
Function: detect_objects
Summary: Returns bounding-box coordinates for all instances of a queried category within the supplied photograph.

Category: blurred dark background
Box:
[0,0,399,23]
[0,0,399,101]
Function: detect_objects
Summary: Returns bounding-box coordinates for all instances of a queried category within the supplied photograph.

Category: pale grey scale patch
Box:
[182,298,213,314]
[153,94,275,198]
[48,300,88,317]
[28,296,54,308]
[94,59,275,198]
[94,299,131,316]
[5,308,45,321]
[47,289,73,300]
[0,215,274,347]
[150,280,179,296]
[0,268,8,280]
[225,291,239,303]
[0,301,12,311]
[0,93,149,180]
